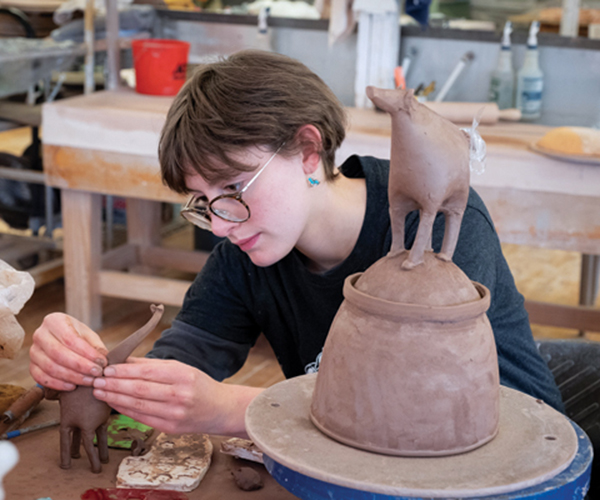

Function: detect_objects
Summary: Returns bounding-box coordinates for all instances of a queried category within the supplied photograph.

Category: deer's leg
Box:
[96,423,110,464]
[81,429,102,473]
[437,208,465,263]
[60,425,73,469]
[403,210,436,270]
[389,199,415,256]
[70,427,81,458]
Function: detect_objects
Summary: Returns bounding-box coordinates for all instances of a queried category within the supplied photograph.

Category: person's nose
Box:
[210,216,237,238]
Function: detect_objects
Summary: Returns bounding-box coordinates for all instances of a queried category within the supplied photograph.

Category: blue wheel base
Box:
[263,421,592,500]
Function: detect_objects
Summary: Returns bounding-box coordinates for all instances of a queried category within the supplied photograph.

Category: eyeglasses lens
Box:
[211,197,249,223]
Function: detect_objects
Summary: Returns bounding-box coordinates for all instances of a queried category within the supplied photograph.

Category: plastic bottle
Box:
[516,21,544,120]
[489,21,515,110]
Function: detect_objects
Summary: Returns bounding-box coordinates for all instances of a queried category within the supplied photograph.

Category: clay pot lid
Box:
[354,251,480,307]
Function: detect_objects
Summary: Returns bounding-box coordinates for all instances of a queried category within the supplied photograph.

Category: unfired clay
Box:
[366,86,470,270]
[309,87,500,456]
[231,467,264,491]
[46,304,164,473]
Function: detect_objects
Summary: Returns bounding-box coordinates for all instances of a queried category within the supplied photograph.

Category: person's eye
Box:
[193,195,209,205]
[224,182,243,192]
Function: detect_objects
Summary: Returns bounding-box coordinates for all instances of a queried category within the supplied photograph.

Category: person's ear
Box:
[295,124,323,175]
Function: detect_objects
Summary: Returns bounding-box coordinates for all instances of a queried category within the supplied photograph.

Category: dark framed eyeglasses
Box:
[180,144,284,231]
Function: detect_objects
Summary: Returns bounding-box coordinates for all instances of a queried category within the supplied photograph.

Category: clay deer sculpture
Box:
[45,304,164,473]
[366,86,471,270]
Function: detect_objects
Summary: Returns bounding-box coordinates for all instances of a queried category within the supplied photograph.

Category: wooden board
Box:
[4,400,297,500]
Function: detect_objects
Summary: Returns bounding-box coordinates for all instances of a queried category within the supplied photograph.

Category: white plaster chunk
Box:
[220,437,264,464]
[0,260,34,359]
[117,433,213,492]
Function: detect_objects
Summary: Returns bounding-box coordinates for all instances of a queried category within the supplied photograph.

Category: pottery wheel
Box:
[246,373,578,498]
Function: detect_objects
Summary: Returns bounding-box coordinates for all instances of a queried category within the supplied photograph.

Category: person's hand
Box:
[29,313,108,391]
[92,357,263,437]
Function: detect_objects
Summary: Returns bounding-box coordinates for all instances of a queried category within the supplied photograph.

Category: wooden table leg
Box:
[126,198,162,274]
[62,189,102,330]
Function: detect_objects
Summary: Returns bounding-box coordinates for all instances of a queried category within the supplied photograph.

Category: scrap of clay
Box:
[231,467,264,491]
[220,437,264,464]
[117,433,213,492]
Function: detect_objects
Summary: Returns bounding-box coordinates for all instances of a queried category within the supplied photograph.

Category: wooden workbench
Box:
[42,89,600,331]
[3,400,297,500]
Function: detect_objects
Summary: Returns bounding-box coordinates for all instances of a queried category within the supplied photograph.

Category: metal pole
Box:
[578,254,600,336]
[105,0,121,90]
[84,0,95,94]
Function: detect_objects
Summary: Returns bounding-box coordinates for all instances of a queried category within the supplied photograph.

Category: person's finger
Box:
[93,387,184,422]
[29,362,76,391]
[69,317,108,357]
[39,314,107,366]
[102,359,195,385]
[31,330,104,380]
[92,375,178,404]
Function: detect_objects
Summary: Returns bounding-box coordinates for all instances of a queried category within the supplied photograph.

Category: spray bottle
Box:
[516,21,544,120]
[489,21,515,110]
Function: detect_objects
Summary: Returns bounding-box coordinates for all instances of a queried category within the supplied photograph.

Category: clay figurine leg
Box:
[59,426,73,469]
[403,210,436,270]
[81,429,102,473]
[96,423,109,464]
[388,200,415,256]
[71,427,81,458]
[437,209,464,263]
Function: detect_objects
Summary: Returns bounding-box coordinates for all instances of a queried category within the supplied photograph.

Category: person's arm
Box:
[91,357,263,437]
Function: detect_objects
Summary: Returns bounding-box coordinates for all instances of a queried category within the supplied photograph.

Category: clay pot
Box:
[310,253,500,457]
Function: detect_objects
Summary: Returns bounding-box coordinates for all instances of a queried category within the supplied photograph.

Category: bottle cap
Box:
[501,21,513,49]
[527,21,540,48]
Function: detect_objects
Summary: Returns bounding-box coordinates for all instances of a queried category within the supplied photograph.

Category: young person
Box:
[29,50,563,439]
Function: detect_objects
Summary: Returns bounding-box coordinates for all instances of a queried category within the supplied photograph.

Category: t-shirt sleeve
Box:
[147,241,262,381]
[430,189,565,412]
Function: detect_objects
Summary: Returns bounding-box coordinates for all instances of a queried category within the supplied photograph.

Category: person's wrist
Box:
[217,384,264,438]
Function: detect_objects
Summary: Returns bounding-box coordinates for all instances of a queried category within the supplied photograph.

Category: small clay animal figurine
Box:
[366,86,471,270]
[45,304,164,473]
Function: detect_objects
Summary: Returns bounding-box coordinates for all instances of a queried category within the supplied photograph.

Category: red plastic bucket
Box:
[132,39,190,96]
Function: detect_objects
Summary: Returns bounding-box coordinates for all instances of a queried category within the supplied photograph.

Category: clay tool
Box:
[0,384,44,435]
[434,51,475,102]
[1,419,59,439]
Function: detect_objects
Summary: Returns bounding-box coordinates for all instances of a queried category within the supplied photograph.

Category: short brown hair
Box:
[159,50,347,194]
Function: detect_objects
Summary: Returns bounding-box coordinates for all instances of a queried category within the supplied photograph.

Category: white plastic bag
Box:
[0,260,35,359]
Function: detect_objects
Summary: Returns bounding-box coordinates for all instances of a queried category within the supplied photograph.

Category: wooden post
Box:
[560,0,581,37]
[353,0,400,108]
[62,190,103,331]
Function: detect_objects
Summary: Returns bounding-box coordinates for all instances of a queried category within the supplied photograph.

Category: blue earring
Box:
[308,177,320,187]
